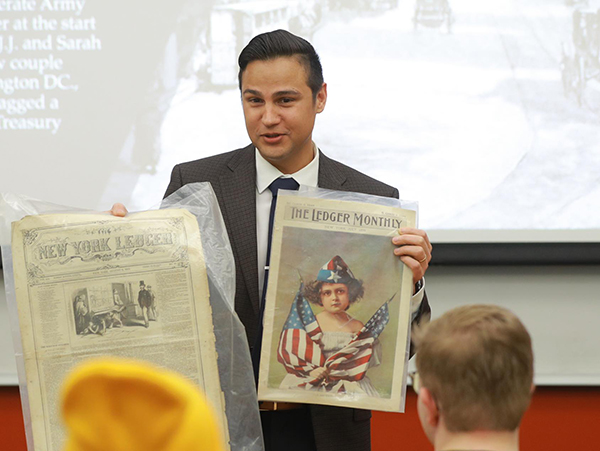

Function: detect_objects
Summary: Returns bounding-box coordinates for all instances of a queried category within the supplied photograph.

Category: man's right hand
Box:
[109,203,128,217]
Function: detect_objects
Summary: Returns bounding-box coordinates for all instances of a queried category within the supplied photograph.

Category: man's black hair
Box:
[238,29,324,99]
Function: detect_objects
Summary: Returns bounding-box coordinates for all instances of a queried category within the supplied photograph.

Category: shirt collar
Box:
[255,143,319,194]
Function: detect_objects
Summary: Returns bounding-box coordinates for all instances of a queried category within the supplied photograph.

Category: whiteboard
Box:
[2,267,600,386]
[422,265,600,385]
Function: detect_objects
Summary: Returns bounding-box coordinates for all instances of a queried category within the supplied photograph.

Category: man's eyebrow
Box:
[273,90,301,97]
[242,89,301,97]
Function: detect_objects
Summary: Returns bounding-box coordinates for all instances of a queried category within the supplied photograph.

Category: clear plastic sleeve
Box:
[296,185,419,225]
[257,186,419,413]
[0,182,263,451]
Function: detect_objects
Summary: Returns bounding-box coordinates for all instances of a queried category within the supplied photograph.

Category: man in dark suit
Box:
[137,281,152,328]
[114,30,431,451]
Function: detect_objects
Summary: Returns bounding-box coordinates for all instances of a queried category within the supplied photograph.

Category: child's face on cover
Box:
[319,283,350,313]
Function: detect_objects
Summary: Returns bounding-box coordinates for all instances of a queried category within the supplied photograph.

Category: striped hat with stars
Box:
[316,256,356,285]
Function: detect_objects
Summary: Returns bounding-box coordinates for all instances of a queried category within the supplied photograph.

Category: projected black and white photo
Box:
[2,0,599,243]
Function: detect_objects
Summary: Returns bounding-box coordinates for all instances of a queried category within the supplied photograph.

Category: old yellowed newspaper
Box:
[11,209,228,451]
[258,194,415,412]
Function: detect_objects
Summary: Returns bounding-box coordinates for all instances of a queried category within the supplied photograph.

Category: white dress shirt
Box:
[255,145,319,297]
[254,144,424,316]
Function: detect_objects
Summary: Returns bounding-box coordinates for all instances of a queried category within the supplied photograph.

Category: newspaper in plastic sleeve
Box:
[0,182,263,451]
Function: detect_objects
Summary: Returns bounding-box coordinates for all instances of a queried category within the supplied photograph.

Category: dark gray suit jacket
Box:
[164,144,430,451]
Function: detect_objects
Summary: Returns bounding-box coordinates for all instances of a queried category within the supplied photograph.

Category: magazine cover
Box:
[258,192,416,412]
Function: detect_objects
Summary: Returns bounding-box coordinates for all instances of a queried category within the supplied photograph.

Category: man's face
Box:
[319,283,350,314]
[240,56,327,174]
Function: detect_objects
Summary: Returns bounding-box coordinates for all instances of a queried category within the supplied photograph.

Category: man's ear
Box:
[420,387,440,428]
[316,83,327,113]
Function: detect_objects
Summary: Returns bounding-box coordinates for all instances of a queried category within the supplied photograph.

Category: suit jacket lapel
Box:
[216,148,346,319]
[318,150,347,190]
[218,146,260,316]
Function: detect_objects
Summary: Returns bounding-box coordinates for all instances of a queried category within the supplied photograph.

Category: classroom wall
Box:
[1,385,599,451]
[372,386,600,451]
[2,250,599,449]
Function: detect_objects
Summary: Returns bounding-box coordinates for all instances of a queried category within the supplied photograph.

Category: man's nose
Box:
[262,104,280,126]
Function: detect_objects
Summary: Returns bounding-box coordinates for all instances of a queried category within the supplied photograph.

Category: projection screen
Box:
[2,0,599,263]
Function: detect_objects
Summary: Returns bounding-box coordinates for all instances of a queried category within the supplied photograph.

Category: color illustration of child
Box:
[278,256,383,396]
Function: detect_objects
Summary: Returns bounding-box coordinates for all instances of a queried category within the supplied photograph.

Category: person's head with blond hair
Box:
[61,358,226,451]
[413,304,534,451]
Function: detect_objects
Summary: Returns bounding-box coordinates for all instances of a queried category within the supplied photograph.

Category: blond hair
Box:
[414,304,533,432]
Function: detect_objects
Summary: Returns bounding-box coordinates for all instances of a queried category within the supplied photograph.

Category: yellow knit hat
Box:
[61,358,227,451]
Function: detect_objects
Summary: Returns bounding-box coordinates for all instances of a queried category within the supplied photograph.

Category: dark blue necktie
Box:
[252,177,299,381]
[265,177,300,270]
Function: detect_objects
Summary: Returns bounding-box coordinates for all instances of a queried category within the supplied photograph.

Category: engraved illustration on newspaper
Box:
[258,194,416,412]
[11,209,227,451]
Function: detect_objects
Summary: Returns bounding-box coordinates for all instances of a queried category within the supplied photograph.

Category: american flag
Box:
[277,284,325,377]
[324,301,390,390]
[277,284,392,392]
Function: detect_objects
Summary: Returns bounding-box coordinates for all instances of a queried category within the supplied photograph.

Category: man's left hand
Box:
[392,227,432,285]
